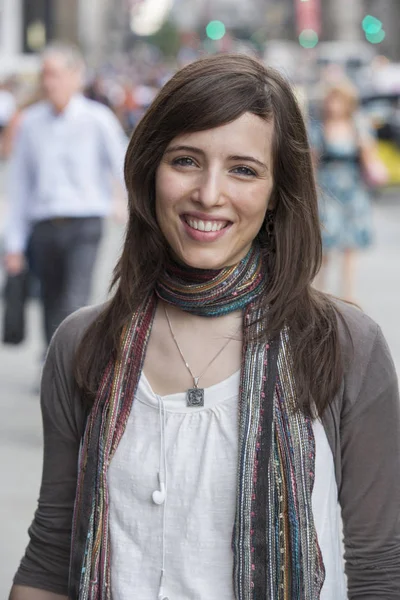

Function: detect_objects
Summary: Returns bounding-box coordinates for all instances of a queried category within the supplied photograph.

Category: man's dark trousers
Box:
[29,217,103,345]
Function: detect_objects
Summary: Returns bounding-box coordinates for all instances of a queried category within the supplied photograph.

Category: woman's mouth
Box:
[181,215,232,241]
[184,216,229,232]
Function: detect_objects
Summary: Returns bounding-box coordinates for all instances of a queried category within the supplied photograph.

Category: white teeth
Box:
[186,217,227,232]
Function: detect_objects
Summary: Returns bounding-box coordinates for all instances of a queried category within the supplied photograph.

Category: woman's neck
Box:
[159,299,243,338]
[142,299,243,396]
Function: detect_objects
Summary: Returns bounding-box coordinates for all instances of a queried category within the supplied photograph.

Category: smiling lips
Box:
[181,214,231,242]
[186,217,227,232]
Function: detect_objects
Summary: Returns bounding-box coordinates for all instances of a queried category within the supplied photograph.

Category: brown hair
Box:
[75,54,344,416]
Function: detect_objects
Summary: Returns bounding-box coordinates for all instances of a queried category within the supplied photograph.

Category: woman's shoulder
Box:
[332,298,397,411]
[49,302,108,362]
[333,298,383,369]
[333,298,379,348]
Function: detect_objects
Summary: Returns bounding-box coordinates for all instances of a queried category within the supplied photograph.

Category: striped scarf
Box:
[69,246,325,599]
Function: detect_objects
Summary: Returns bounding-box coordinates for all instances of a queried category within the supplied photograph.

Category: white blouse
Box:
[108,371,347,599]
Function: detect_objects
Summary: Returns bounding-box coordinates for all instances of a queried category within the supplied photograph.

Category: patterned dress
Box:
[311,118,373,251]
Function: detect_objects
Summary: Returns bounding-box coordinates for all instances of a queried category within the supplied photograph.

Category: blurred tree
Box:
[145,20,181,57]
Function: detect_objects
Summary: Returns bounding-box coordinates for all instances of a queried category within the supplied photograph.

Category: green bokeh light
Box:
[299,29,319,49]
[366,29,386,44]
[362,15,383,35]
[206,20,226,41]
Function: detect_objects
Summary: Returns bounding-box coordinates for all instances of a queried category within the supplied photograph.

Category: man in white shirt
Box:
[4,43,127,345]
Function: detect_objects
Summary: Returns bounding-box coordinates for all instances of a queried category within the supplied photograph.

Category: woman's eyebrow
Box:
[164,145,204,155]
[228,155,268,170]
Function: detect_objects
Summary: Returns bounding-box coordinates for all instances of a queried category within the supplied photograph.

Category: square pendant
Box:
[187,387,204,407]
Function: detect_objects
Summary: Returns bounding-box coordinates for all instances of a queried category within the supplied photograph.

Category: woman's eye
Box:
[232,166,257,177]
[172,157,196,167]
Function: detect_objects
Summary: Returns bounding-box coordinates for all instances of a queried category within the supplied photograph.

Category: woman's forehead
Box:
[167,113,274,159]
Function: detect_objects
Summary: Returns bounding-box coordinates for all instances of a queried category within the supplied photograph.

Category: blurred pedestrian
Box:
[9,55,400,600]
[3,43,127,347]
[310,79,387,300]
[84,75,113,109]
[1,88,42,160]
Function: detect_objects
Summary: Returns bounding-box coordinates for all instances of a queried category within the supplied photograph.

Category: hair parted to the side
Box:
[75,53,344,417]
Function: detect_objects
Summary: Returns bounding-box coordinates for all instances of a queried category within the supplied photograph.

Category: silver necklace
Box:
[164,305,238,407]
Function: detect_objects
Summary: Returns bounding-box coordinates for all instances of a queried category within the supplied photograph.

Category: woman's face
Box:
[324,92,350,119]
[155,112,274,270]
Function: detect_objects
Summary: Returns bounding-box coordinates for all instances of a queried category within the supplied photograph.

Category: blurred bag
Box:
[2,270,29,344]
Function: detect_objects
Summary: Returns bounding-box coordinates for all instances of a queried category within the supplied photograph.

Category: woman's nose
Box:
[193,171,225,208]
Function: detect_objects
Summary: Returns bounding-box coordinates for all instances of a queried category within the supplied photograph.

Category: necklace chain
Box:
[164,305,238,389]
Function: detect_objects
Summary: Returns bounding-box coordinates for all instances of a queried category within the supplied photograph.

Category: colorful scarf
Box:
[69,246,325,599]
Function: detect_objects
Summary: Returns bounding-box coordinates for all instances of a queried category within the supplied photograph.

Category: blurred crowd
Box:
[0,39,400,155]
[1,38,400,344]
[1,38,400,148]
[0,42,202,155]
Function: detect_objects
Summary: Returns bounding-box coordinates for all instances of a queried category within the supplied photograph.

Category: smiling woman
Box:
[9,54,400,600]
[155,114,274,269]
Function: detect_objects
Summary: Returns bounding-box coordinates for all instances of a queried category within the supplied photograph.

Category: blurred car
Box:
[361,91,400,186]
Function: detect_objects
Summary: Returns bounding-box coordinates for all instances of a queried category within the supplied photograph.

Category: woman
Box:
[311,80,387,300]
[10,55,400,600]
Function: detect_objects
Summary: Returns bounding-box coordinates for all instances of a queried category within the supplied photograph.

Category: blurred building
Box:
[321,0,400,59]
[321,0,362,42]
[0,0,80,76]
[0,0,399,78]
[171,0,269,30]
[78,0,112,64]
[0,0,127,75]
[363,0,400,60]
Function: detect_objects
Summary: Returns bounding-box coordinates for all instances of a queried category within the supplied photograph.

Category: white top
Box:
[5,94,127,253]
[108,371,347,600]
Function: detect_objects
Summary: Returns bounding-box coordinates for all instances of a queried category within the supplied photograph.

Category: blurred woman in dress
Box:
[311,79,387,300]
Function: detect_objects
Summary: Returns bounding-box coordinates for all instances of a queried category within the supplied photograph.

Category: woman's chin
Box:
[175,247,247,271]
[175,249,228,271]
[182,258,225,271]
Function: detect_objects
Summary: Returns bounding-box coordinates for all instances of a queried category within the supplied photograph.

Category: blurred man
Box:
[4,43,127,346]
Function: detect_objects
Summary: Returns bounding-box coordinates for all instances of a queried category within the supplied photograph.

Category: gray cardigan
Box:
[13,300,400,598]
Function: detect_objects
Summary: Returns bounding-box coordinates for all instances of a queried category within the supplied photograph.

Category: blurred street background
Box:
[1,0,400,596]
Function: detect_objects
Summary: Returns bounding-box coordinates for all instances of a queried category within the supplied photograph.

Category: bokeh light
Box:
[205,21,226,41]
[362,15,383,35]
[299,29,319,49]
[366,29,386,44]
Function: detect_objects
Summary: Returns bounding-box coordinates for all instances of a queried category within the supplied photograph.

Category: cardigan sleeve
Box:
[339,324,400,599]
[12,310,92,596]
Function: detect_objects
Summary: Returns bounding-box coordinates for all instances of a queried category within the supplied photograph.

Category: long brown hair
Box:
[75,54,344,416]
